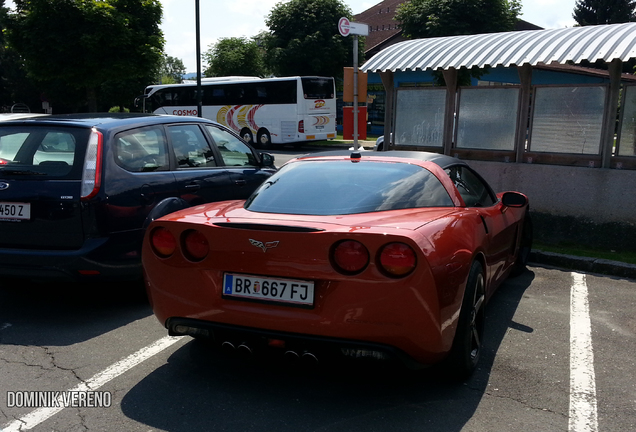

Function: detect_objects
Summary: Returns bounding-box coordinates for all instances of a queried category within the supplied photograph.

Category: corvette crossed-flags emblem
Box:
[249,239,279,252]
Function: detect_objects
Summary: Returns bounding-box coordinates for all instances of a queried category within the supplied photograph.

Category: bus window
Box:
[301,77,335,99]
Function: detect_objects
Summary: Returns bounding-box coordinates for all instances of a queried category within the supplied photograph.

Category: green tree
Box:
[159,54,186,84]
[0,0,42,112]
[395,0,521,39]
[7,0,164,112]
[573,0,636,26]
[264,0,362,78]
[203,37,268,77]
[0,0,12,108]
[394,0,521,85]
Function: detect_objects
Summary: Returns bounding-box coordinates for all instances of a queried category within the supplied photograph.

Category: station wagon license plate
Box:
[223,273,314,307]
[0,202,30,221]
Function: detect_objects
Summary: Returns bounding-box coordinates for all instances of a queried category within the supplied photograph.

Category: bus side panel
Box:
[157,106,199,117]
[202,104,298,145]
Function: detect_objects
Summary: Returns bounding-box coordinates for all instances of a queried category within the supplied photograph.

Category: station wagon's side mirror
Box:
[260,152,275,168]
[501,191,528,208]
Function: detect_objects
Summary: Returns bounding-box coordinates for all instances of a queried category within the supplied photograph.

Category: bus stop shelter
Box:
[361,22,636,170]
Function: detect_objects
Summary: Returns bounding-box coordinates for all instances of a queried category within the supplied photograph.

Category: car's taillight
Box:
[182,229,209,261]
[379,242,416,277]
[332,240,369,274]
[81,128,103,200]
[298,120,304,133]
[150,227,177,258]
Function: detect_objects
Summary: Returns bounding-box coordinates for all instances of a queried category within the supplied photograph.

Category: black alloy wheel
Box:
[443,260,486,381]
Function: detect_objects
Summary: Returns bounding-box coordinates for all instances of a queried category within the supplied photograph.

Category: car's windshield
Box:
[0,126,89,179]
[245,159,454,215]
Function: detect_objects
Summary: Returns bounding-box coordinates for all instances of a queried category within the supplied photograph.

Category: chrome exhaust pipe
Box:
[284,350,300,362]
[237,343,254,356]
[301,351,319,365]
[221,341,236,352]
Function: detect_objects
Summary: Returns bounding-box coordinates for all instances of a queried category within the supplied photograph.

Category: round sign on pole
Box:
[338,17,350,36]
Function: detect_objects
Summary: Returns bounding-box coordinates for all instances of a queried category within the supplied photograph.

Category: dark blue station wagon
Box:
[0,113,276,281]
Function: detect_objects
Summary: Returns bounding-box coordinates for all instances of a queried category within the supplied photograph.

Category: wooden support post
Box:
[601,59,622,168]
[516,64,532,163]
[379,71,394,150]
[442,68,458,156]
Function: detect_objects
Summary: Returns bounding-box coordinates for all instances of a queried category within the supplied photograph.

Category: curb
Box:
[530,250,636,280]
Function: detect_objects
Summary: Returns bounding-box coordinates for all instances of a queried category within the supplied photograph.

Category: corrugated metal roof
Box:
[361,22,636,73]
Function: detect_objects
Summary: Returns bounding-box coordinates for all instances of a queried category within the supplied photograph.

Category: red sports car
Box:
[142,150,532,380]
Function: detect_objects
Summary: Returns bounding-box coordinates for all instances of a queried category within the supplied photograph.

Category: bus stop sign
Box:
[338,17,368,37]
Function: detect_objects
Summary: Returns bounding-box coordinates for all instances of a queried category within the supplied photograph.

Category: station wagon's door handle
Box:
[140,192,153,205]
[235,179,247,186]
[185,183,201,191]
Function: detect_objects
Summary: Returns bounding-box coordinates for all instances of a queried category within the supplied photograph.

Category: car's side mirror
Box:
[501,191,528,208]
[260,152,275,168]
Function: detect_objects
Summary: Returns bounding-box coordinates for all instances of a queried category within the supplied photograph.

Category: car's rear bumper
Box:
[145,267,455,366]
[0,236,142,282]
[166,317,427,369]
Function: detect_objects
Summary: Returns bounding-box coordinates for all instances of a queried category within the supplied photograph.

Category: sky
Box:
[162,0,578,73]
[5,0,579,73]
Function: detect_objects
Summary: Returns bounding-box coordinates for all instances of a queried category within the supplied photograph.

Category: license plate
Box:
[0,202,30,221]
[223,273,314,307]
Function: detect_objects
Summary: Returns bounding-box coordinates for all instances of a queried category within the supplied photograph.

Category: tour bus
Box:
[143,76,337,148]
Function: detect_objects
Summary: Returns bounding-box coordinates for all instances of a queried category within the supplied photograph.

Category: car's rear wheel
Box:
[443,260,485,381]
[511,210,533,277]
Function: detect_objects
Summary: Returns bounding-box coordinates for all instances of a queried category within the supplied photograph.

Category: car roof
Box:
[0,113,220,130]
[0,113,49,121]
[298,150,468,170]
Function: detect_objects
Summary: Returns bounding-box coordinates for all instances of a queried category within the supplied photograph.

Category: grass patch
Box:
[533,242,636,265]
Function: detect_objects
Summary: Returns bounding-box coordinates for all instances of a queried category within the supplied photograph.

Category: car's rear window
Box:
[245,159,454,215]
[0,126,90,179]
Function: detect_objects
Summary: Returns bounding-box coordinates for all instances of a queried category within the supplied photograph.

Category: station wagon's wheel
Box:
[257,129,272,149]
[443,260,485,381]
[511,210,533,277]
[241,128,254,145]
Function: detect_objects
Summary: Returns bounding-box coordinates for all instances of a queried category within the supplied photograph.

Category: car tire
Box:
[257,129,272,149]
[443,260,485,381]
[511,210,533,277]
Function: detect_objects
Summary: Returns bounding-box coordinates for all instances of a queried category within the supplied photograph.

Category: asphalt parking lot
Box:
[1,263,634,432]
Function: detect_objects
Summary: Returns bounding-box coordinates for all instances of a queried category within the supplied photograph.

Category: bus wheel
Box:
[257,130,272,149]
[241,128,254,145]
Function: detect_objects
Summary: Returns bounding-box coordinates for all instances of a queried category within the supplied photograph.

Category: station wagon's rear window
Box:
[245,160,453,215]
[0,126,90,179]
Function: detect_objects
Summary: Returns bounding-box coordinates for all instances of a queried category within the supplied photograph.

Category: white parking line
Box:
[569,272,598,432]
[1,335,184,432]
